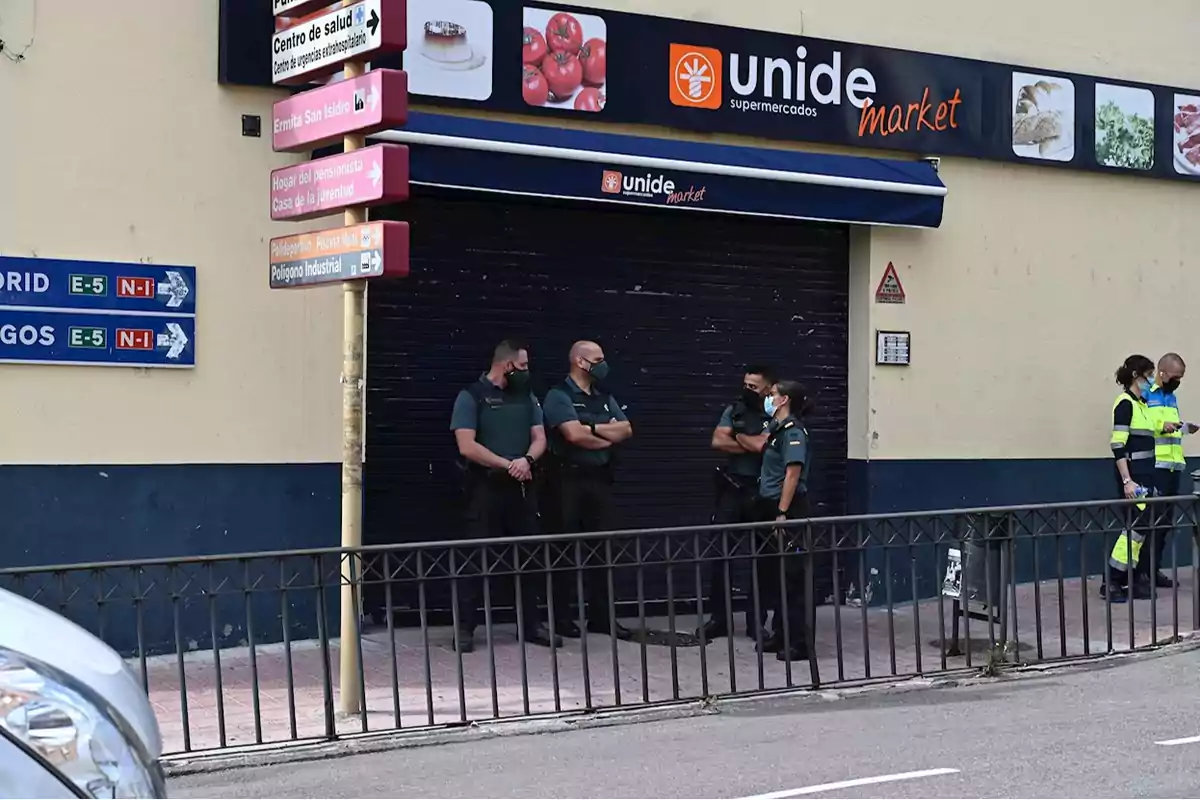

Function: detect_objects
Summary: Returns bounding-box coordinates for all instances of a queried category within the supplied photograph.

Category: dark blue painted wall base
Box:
[1,463,341,566]
[847,457,1194,514]
[847,457,1198,608]
[0,463,340,655]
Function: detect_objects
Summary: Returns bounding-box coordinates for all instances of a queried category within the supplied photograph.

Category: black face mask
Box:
[506,368,531,392]
[1163,378,1181,394]
[740,388,763,409]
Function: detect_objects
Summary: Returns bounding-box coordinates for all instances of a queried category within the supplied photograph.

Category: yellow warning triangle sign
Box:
[875,262,906,304]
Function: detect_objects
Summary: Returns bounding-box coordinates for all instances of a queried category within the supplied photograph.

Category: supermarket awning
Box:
[371,111,946,229]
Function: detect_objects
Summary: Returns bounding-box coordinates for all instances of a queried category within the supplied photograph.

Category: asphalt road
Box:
[172,651,1200,798]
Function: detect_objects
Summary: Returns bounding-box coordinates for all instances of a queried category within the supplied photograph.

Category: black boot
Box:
[696,617,729,641]
[776,645,809,662]
[526,623,563,648]
[756,634,783,654]
[453,626,475,653]
[554,620,583,639]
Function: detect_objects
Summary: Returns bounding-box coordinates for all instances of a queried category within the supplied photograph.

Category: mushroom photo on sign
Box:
[1011,71,1076,162]
[522,7,607,113]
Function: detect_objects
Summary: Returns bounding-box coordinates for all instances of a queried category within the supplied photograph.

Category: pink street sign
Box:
[270,143,410,222]
[273,69,408,153]
[269,220,410,289]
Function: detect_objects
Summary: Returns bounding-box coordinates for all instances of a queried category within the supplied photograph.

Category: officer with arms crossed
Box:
[543,340,634,639]
[697,365,775,641]
[450,340,563,653]
[752,379,814,662]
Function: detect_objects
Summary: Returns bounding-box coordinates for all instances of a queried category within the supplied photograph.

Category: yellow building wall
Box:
[2,0,1195,471]
[0,0,344,466]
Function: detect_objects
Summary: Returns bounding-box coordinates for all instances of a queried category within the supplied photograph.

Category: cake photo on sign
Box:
[421,20,487,70]
[403,0,493,101]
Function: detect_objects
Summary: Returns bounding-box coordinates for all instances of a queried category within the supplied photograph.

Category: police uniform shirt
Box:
[719,403,770,478]
[449,376,544,461]
[543,377,628,467]
[758,415,810,500]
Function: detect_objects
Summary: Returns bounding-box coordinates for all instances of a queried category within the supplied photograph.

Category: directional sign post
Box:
[0,257,197,368]
[271,0,407,85]
[269,0,409,716]
[273,68,408,152]
[270,142,409,221]
[270,221,409,288]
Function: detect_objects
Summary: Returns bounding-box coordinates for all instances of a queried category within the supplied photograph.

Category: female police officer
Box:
[1105,354,1159,602]
[753,379,814,662]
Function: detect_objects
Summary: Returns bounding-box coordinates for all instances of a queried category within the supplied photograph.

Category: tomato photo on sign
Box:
[545,12,583,54]
[522,65,550,106]
[573,87,605,112]
[543,51,583,102]
[579,38,606,86]
[522,26,547,66]
[521,7,608,111]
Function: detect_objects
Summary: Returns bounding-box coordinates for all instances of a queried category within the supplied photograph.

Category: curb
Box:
[164,633,1200,778]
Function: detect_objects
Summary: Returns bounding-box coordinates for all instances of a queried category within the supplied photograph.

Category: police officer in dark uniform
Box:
[542,340,634,639]
[450,340,562,653]
[697,365,775,641]
[753,379,814,662]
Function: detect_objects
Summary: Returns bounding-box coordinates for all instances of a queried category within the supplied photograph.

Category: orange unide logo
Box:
[601,170,622,194]
[669,44,722,109]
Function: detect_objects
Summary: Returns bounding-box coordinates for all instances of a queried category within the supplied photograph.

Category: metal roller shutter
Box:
[365,190,848,610]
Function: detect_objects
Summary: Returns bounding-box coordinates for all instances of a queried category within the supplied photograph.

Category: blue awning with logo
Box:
[371,111,946,229]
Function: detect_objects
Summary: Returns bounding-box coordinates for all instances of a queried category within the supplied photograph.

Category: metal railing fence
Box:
[2,496,1197,756]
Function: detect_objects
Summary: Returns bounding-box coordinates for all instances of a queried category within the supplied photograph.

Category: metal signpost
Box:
[0,256,196,368]
[271,0,408,715]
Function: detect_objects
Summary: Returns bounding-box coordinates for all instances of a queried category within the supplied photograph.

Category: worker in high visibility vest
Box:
[1145,352,1197,587]
[1105,355,1158,602]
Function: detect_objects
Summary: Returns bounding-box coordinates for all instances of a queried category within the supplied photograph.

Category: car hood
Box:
[0,587,162,759]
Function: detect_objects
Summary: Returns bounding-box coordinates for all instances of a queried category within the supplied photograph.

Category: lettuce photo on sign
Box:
[1094,83,1155,171]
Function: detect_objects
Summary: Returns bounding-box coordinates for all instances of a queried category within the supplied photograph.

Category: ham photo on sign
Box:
[1175,94,1200,176]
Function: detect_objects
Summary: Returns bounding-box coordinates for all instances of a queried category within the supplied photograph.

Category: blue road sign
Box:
[0,310,195,368]
[0,256,197,315]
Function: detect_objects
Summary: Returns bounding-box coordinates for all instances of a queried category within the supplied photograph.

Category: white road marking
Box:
[1156,734,1200,746]
[738,767,961,799]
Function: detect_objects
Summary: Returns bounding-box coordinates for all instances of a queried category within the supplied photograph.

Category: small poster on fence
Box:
[942,548,963,598]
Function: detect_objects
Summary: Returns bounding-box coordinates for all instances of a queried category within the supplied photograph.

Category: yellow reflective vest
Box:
[1146,384,1186,472]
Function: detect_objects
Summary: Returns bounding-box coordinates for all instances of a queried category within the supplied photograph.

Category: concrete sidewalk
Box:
[145,574,1197,755]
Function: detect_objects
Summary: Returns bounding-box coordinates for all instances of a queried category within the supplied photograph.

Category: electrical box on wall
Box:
[876,330,911,366]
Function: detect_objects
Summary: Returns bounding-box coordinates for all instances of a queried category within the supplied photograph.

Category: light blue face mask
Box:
[763,396,778,416]
[1137,377,1153,394]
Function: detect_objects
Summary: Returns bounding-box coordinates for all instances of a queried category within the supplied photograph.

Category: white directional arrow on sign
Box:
[366,86,379,113]
[369,250,382,271]
[156,322,189,359]
[156,271,190,308]
[368,160,382,188]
